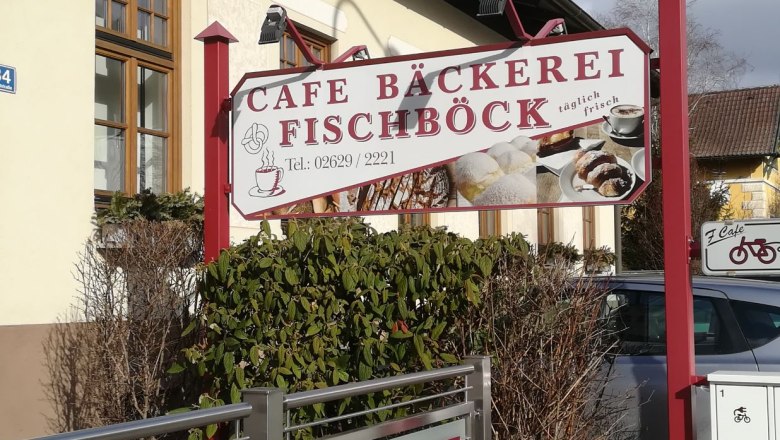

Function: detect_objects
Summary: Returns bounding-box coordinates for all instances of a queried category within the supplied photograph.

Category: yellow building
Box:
[690,85,780,218]
[0,1,614,437]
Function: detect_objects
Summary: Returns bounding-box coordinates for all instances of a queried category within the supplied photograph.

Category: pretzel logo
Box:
[241,123,269,154]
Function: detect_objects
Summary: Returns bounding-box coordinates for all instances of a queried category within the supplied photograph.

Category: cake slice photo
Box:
[537,130,577,158]
[558,149,635,201]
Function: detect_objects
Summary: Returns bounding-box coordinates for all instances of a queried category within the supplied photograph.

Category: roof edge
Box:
[547,0,605,31]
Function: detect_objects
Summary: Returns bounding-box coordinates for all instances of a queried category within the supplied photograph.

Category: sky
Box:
[576,0,780,88]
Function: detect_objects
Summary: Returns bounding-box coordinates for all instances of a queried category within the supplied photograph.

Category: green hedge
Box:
[179,218,528,435]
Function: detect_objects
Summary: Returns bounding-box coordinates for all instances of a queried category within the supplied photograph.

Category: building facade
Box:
[690,85,780,219]
[0,1,615,437]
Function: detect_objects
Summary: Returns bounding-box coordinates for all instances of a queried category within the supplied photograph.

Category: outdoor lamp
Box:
[549,22,567,36]
[478,0,508,16]
[258,5,288,44]
[352,47,370,61]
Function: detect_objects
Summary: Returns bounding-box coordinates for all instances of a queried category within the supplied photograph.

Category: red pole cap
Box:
[195,21,239,43]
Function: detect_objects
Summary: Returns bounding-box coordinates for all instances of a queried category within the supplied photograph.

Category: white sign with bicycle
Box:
[702,219,780,276]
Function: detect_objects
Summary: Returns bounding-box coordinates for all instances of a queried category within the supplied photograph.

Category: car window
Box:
[603,290,666,355]
[604,290,736,356]
[731,300,780,349]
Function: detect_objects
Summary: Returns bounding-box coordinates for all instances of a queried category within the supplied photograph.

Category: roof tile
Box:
[689,85,780,158]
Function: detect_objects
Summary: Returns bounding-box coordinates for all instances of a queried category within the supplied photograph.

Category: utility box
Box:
[708,371,780,440]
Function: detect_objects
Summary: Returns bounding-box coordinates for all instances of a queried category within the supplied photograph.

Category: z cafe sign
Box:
[231,29,652,219]
[702,219,780,276]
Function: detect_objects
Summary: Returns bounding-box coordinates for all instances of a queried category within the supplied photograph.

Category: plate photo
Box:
[559,157,636,202]
[601,121,643,140]
[631,150,646,181]
[536,138,606,175]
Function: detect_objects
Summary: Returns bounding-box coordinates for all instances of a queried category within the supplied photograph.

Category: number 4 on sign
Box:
[0,65,16,94]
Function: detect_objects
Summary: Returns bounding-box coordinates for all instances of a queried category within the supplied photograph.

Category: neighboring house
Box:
[689,85,780,218]
[0,1,610,437]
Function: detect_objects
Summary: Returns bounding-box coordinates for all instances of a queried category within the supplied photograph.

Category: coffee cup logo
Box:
[255,166,284,192]
[607,104,644,135]
[247,125,286,198]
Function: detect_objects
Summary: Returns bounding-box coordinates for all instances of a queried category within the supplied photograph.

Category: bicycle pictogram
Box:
[733,406,751,423]
[729,236,780,265]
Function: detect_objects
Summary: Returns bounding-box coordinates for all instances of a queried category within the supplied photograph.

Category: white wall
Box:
[505,209,539,244]
[554,206,617,253]
[597,206,617,252]
[431,212,479,240]
[0,2,95,325]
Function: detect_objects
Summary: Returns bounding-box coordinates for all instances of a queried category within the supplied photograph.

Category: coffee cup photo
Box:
[255,166,284,192]
[606,104,644,135]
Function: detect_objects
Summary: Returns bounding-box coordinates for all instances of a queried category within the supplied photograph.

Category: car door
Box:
[602,282,757,440]
[729,298,780,371]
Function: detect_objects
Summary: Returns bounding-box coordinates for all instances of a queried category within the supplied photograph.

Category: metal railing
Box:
[34,403,253,440]
[35,356,490,440]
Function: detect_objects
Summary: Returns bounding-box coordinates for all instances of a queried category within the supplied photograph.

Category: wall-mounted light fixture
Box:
[536,18,568,38]
[351,47,370,61]
[258,5,323,67]
[477,0,508,16]
[258,5,288,45]
[477,0,566,41]
[332,45,371,63]
[258,5,371,68]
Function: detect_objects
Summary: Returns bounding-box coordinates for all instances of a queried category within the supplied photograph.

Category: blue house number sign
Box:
[0,64,17,94]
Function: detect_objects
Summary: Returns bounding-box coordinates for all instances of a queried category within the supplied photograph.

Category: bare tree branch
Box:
[44,220,201,433]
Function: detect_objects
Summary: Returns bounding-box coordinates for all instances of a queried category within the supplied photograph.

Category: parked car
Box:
[598,273,780,439]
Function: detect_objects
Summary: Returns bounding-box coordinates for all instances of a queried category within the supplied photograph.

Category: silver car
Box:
[601,274,780,440]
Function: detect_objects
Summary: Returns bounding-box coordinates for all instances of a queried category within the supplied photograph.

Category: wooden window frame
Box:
[399,213,431,227]
[95,0,180,204]
[537,208,555,245]
[137,0,171,47]
[96,0,172,52]
[94,50,131,195]
[280,26,332,68]
[582,206,596,249]
[479,210,502,238]
[135,61,173,193]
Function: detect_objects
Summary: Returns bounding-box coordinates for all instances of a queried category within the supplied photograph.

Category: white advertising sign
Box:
[701,219,780,276]
[231,30,651,219]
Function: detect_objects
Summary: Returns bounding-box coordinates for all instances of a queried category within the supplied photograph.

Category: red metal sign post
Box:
[196,22,237,263]
[658,0,695,438]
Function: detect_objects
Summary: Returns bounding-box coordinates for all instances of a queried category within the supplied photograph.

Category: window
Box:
[537,208,554,245]
[731,300,780,349]
[479,210,501,238]
[280,27,331,68]
[603,290,745,356]
[94,0,178,202]
[96,0,171,48]
[582,206,595,249]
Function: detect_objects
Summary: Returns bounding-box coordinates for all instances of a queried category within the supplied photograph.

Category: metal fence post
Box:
[464,356,491,440]
[242,388,284,440]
